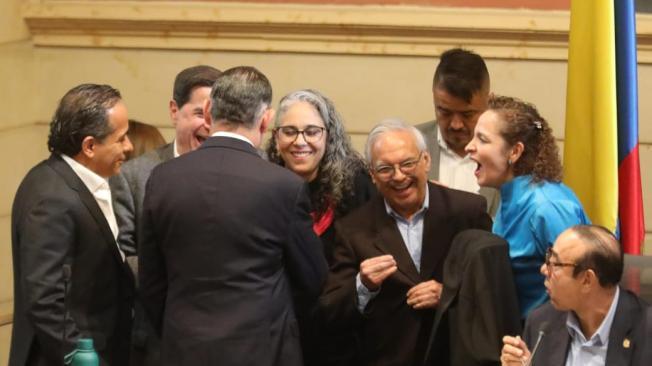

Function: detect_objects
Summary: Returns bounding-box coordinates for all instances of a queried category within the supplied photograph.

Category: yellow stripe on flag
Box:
[563,0,619,232]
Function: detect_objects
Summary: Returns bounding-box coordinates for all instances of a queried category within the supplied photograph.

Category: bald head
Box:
[562,225,623,288]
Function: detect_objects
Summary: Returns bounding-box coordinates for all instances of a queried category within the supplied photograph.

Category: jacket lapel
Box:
[606,289,637,365]
[370,197,421,284]
[426,122,441,181]
[157,142,175,161]
[537,316,570,366]
[419,184,450,281]
[48,155,126,267]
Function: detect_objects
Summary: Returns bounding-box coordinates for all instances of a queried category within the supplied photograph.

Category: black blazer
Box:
[523,288,650,366]
[322,183,492,366]
[425,229,521,366]
[10,154,135,366]
[139,136,328,366]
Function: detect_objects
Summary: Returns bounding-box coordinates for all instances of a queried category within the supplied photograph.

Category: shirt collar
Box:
[60,154,110,195]
[173,139,180,158]
[384,183,430,222]
[211,131,254,147]
[566,286,620,346]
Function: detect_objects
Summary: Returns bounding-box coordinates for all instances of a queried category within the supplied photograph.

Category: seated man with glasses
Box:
[322,119,492,366]
[500,224,652,366]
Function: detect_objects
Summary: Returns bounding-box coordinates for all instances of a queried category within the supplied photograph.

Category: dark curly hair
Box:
[265,89,367,217]
[489,95,562,183]
[47,84,122,156]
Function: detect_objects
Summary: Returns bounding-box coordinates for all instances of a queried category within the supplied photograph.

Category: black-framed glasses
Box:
[275,125,326,143]
[373,152,423,180]
[544,247,577,274]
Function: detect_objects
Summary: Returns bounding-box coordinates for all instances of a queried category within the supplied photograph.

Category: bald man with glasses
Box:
[500,225,652,366]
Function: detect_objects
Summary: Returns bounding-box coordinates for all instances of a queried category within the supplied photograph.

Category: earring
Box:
[507,159,512,166]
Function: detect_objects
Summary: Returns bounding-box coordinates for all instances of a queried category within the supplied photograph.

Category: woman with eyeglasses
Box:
[465,95,590,319]
[265,89,376,366]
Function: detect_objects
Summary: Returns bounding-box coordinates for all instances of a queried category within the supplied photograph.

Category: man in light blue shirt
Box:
[324,119,492,366]
[500,225,651,366]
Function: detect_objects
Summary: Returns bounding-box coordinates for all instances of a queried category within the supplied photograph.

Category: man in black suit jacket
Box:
[10,84,135,366]
[501,225,651,366]
[139,66,328,366]
[322,119,492,366]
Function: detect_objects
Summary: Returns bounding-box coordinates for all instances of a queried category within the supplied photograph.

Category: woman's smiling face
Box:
[275,101,327,182]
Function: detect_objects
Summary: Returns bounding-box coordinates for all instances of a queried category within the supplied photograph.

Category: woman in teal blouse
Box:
[465,95,590,318]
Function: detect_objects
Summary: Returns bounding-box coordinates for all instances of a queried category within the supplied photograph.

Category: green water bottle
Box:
[65,338,99,366]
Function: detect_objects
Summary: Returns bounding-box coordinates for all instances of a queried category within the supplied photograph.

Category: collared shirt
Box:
[565,287,620,366]
[173,139,180,158]
[436,126,480,194]
[61,154,124,261]
[211,131,255,146]
[355,186,429,312]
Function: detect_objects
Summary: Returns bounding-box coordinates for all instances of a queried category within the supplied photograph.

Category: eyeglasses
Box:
[275,125,326,143]
[544,247,577,275]
[373,152,423,180]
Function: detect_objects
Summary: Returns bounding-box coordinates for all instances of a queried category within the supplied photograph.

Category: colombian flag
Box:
[563,0,645,254]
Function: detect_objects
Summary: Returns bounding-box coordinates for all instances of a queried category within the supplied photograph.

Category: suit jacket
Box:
[109,142,173,366]
[425,229,521,366]
[10,154,134,366]
[415,121,499,216]
[523,288,651,366]
[110,142,174,256]
[139,136,328,366]
[322,183,492,366]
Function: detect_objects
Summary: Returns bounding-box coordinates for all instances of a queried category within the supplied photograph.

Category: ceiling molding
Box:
[21,1,652,62]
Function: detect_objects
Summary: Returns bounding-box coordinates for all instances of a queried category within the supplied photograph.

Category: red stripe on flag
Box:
[618,144,645,254]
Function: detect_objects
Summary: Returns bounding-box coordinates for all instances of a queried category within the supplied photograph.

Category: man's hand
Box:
[360,255,397,291]
[406,279,442,309]
[500,335,531,365]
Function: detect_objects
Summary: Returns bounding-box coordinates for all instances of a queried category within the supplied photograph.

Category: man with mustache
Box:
[109,65,221,365]
[416,48,499,215]
[10,84,135,365]
[323,119,492,366]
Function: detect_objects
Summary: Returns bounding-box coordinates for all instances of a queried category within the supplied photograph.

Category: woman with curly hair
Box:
[465,95,590,319]
[265,89,375,366]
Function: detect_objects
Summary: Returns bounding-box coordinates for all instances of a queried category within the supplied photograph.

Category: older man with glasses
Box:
[500,224,652,366]
[322,119,492,366]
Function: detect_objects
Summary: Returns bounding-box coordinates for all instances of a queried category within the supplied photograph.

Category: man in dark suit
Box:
[415,48,499,215]
[10,84,135,366]
[109,65,221,366]
[322,119,492,366]
[139,66,328,366]
[501,225,651,366]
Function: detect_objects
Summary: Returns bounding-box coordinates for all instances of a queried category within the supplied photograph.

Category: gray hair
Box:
[265,89,366,216]
[364,118,428,164]
[209,66,272,128]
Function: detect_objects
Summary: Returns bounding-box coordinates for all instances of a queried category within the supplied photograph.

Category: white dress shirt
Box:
[61,154,124,261]
[211,131,255,146]
[437,127,480,194]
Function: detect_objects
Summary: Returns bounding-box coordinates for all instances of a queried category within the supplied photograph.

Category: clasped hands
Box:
[359,254,443,309]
